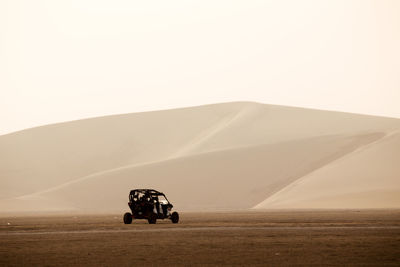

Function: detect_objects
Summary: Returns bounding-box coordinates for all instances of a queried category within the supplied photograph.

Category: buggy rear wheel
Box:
[123,212,132,224]
[148,213,157,224]
[171,211,179,223]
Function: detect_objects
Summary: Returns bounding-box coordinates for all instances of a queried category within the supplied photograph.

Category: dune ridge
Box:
[1,102,400,213]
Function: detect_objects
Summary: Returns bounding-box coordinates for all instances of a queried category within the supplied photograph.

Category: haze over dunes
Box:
[1,102,399,213]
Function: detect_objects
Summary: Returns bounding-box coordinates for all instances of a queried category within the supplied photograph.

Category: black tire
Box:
[171,211,179,224]
[123,212,132,224]
[148,213,157,224]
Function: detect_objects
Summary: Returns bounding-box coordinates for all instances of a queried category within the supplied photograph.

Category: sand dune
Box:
[1,102,399,213]
[254,131,400,209]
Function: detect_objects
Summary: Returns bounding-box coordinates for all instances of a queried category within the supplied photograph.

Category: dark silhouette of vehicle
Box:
[123,189,179,224]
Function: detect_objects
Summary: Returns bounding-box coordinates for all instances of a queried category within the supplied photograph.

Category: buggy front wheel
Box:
[171,211,179,223]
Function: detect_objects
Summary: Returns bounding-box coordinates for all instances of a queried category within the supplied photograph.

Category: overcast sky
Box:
[1,0,399,135]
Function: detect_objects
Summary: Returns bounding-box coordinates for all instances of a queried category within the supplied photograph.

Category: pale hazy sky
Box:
[1,0,399,135]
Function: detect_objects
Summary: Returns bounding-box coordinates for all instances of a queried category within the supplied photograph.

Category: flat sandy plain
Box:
[1,210,400,266]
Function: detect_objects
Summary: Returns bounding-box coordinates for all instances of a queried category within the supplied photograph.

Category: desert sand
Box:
[1,102,400,213]
[1,211,399,266]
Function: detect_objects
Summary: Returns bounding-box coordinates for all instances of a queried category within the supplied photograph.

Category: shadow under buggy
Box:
[123,189,179,224]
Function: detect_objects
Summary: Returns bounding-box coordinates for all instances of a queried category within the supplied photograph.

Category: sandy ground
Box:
[1,210,399,266]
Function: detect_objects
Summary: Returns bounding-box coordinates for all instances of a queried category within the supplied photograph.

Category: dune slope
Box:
[0,133,383,212]
[254,131,400,209]
[1,102,400,213]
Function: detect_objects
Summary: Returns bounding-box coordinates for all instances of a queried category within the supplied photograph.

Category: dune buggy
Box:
[123,189,179,224]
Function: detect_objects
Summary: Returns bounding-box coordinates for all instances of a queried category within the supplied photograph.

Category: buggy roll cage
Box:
[129,189,171,203]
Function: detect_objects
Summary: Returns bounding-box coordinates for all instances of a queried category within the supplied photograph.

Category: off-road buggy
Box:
[123,189,179,224]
